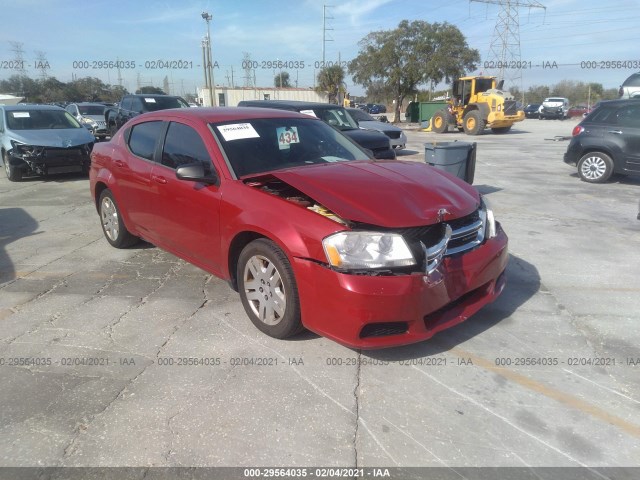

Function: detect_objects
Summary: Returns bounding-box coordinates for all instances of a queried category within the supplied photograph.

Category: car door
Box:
[148,121,223,273]
[116,120,165,234]
[614,104,640,173]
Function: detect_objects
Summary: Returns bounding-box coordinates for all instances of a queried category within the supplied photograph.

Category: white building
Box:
[197,86,329,107]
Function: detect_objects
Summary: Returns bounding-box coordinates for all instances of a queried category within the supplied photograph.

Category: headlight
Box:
[322,231,416,270]
[480,196,497,239]
[10,140,43,157]
[81,117,98,127]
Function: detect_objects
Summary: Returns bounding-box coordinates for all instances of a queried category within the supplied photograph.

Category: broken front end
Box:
[8,141,93,177]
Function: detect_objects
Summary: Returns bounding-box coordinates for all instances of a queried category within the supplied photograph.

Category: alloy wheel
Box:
[243,255,286,325]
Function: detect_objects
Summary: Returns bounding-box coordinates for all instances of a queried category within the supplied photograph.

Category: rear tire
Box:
[3,152,22,182]
[431,111,448,133]
[463,111,485,135]
[98,189,139,248]
[577,152,614,183]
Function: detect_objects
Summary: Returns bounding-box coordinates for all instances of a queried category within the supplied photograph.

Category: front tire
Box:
[463,110,485,135]
[431,110,448,133]
[98,189,138,248]
[3,152,22,182]
[577,152,614,183]
[237,239,303,339]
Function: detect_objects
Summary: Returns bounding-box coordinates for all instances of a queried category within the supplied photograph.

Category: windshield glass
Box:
[78,105,105,115]
[143,97,189,111]
[313,107,358,131]
[6,109,82,130]
[211,117,370,177]
[348,108,374,122]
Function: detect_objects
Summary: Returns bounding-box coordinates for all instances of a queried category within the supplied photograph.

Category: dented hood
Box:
[270,160,480,227]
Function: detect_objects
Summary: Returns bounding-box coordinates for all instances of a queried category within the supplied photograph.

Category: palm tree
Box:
[315,65,345,104]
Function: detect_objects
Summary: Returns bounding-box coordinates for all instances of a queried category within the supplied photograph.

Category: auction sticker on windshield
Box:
[299,109,317,117]
[276,126,300,150]
[217,123,260,141]
[144,98,157,103]
[11,112,30,118]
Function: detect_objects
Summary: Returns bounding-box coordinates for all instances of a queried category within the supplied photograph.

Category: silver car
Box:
[66,102,108,140]
[347,107,407,150]
[0,105,95,181]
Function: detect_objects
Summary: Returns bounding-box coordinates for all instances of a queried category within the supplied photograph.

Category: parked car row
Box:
[237,100,397,159]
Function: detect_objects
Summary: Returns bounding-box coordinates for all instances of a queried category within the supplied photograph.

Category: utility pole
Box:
[202,12,215,106]
[470,0,545,92]
[322,5,334,67]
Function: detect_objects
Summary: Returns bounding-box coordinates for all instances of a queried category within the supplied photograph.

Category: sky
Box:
[0,0,639,99]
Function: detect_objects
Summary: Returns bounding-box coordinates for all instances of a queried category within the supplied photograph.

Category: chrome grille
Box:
[503,100,518,115]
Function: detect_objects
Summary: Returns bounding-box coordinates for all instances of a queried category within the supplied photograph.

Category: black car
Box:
[564,99,640,183]
[237,100,395,159]
[523,103,540,119]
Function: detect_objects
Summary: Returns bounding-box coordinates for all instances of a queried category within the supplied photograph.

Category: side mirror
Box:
[176,163,218,185]
[362,148,374,159]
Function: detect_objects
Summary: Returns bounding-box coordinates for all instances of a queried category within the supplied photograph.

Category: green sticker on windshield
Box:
[276,126,300,150]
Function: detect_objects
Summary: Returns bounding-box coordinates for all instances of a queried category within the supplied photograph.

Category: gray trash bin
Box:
[424,141,476,184]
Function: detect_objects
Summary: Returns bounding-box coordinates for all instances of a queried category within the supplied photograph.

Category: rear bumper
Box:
[293,226,509,349]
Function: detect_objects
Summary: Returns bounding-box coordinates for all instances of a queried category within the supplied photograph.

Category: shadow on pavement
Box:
[0,208,40,285]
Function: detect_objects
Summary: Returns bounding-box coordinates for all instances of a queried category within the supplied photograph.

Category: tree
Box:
[349,20,479,122]
[136,86,165,94]
[315,65,345,104]
[274,71,291,88]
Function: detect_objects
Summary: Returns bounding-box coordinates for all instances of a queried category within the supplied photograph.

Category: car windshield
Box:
[348,109,375,122]
[211,117,370,177]
[142,97,189,111]
[6,109,82,130]
[78,105,105,115]
[313,108,358,131]
[546,98,564,103]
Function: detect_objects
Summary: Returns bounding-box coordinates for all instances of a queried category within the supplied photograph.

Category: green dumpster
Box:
[419,101,448,123]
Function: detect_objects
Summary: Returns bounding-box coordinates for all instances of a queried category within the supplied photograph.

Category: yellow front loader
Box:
[431,76,524,135]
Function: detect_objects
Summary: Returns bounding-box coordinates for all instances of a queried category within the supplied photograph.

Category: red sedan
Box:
[89,107,508,348]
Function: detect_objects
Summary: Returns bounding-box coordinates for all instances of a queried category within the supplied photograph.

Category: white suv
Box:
[618,73,640,99]
[539,97,569,120]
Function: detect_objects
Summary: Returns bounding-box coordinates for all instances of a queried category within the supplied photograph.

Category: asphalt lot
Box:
[0,117,639,476]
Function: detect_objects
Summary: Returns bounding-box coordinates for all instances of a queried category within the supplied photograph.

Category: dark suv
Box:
[237,100,395,159]
[564,99,640,183]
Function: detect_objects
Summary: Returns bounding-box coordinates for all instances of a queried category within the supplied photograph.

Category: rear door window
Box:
[587,107,617,124]
[128,121,164,160]
[616,105,640,128]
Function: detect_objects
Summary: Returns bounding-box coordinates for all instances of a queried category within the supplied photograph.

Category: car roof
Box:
[134,106,320,123]
[70,102,106,106]
[590,98,640,108]
[238,100,343,111]
[1,104,65,111]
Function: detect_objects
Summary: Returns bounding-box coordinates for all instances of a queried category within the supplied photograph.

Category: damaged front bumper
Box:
[8,142,93,176]
[293,226,508,349]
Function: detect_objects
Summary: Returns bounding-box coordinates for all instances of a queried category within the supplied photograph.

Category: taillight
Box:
[572,125,584,136]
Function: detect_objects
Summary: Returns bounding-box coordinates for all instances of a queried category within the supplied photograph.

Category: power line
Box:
[470,0,546,92]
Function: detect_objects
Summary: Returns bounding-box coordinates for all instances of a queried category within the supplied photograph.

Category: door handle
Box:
[114,160,125,168]
[152,174,167,184]
[607,130,623,134]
